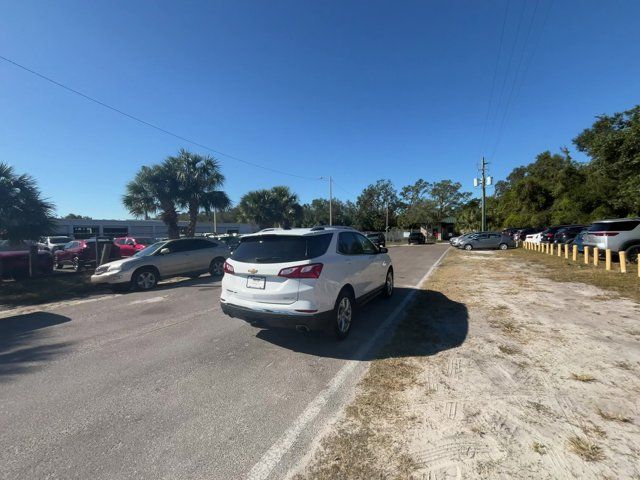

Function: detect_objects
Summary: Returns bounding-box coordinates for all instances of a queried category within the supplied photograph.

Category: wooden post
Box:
[28,245,38,278]
[593,247,599,267]
[619,251,627,273]
[565,244,569,259]
[605,249,612,270]
[584,246,589,264]
[572,245,578,261]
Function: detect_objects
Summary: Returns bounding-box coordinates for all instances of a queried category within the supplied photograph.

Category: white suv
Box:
[583,218,640,263]
[220,227,394,338]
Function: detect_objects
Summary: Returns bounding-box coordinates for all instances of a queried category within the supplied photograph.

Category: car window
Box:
[490,234,501,239]
[115,239,125,245]
[338,232,364,255]
[355,233,377,254]
[168,240,197,253]
[588,220,640,232]
[232,234,333,263]
[191,239,216,249]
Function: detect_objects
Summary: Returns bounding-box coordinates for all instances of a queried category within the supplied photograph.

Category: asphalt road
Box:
[0,243,449,480]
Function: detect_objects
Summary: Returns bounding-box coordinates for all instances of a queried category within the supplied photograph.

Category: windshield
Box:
[232,234,333,263]
[133,241,167,257]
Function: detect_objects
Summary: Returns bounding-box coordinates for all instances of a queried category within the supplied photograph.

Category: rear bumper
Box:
[220,301,334,331]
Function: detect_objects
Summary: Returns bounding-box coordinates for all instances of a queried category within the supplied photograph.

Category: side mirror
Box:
[378,247,388,254]
[159,248,170,255]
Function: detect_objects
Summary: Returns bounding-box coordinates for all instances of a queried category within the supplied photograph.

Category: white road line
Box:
[128,296,166,305]
[246,247,450,480]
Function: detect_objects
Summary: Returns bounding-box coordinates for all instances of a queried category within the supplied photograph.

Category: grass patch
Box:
[489,319,520,337]
[532,442,547,455]
[615,361,633,371]
[498,344,520,355]
[597,407,632,424]
[571,372,596,382]
[567,435,605,462]
[0,271,104,307]
[506,249,640,303]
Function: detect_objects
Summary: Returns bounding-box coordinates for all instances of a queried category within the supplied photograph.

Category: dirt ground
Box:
[293,248,640,480]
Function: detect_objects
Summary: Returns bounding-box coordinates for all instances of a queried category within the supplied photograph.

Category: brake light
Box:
[592,232,619,237]
[223,261,234,274]
[278,263,323,279]
[545,233,554,238]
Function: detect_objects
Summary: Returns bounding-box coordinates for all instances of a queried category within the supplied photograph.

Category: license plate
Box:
[246,276,266,289]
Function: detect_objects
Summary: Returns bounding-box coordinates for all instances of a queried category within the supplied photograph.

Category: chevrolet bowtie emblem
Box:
[248,268,258,274]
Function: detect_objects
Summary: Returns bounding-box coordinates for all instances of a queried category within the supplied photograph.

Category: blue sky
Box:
[1,0,639,219]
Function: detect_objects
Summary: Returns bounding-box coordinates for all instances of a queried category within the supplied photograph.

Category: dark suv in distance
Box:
[408,232,426,245]
[539,225,584,244]
[365,232,386,248]
[553,225,587,244]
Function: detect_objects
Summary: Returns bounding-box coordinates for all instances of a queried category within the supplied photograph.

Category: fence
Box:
[522,241,639,277]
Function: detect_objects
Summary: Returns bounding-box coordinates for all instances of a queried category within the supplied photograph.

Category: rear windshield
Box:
[50,237,72,243]
[588,221,640,232]
[232,234,333,263]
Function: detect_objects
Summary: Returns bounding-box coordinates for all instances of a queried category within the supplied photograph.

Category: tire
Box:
[209,257,225,277]
[625,245,640,264]
[464,244,473,251]
[499,243,508,250]
[56,263,64,270]
[72,257,81,272]
[333,290,355,339]
[133,267,158,291]
[381,268,394,299]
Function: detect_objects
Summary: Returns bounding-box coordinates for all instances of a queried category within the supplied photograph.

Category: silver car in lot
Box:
[582,218,640,263]
[91,237,230,291]
[458,232,516,251]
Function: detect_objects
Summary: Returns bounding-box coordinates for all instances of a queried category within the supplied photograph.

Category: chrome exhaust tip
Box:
[295,325,310,333]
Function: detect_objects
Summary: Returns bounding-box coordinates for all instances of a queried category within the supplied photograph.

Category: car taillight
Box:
[592,232,619,237]
[545,233,553,238]
[223,261,234,274]
[278,263,323,279]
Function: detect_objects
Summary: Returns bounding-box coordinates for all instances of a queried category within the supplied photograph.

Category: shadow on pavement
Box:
[254,288,468,361]
[0,312,72,381]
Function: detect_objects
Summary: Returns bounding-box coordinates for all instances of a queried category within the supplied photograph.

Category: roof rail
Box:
[310,225,356,231]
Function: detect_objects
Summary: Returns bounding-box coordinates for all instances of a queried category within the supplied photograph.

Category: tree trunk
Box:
[186,201,199,237]
[161,204,180,239]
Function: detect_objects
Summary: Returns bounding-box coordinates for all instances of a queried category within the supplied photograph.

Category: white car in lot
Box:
[91,237,230,291]
[525,232,544,244]
[220,227,394,338]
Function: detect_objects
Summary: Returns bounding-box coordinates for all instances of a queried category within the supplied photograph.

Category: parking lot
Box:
[0,243,448,480]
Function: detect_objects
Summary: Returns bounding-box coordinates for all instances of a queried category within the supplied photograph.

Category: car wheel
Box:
[133,268,158,290]
[381,268,394,298]
[625,245,640,264]
[209,257,225,277]
[334,290,354,339]
[72,257,81,272]
[464,244,473,251]
[499,243,508,250]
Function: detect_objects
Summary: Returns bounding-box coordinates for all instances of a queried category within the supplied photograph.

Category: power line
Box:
[479,0,510,157]
[0,54,321,181]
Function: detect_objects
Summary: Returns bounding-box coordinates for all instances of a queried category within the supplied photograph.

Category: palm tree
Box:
[123,163,181,238]
[0,163,55,242]
[172,149,230,237]
[238,186,302,229]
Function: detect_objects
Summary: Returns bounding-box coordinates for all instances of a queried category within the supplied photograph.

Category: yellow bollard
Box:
[572,245,578,261]
[605,249,612,270]
[550,244,554,255]
[593,247,599,267]
[638,258,640,278]
[584,246,589,264]
[546,243,550,254]
[620,251,627,273]
[564,244,569,259]
[558,244,562,257]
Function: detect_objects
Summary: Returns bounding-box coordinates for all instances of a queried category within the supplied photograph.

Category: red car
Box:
[113,237,155,257]
[0,250,53,279]
[54,238,121,271]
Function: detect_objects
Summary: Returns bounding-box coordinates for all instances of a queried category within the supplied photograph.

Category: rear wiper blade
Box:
[254,257,282,262]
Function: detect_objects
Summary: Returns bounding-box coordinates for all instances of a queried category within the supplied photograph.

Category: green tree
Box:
[301,198,355,227]
[238,186,302,229]
[173,149,231,237]
[429,180,471,223]
[63,213,93,220]
[0,163,55,242]
[355,179,399,231]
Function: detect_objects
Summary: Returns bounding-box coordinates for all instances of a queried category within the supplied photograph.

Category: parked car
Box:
[40,236,74,252]
[113,236,155,257]
[458,232,515,250]
[91,237,230,291]
[209,234,242,251]
[525,231,544,244]
[501,228,522,239]
[220,227,394,339]
[0,249,53,279]
[572,229,588,253]
[365,232,386,248]
[514,228,542,242]
[408,232,426,245]
[583,218,640,263]
[539,225,585,244]
[553,225,587,245]
[54,238,121,271]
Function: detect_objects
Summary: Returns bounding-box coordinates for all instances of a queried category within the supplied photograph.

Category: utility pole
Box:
[385,203,389,232]
[474,158,492,232]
